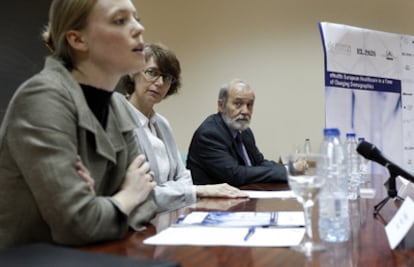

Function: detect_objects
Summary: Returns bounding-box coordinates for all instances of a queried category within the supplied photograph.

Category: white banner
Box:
[319,22,414,175]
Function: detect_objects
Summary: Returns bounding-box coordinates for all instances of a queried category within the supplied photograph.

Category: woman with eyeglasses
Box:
[118,43,248,212]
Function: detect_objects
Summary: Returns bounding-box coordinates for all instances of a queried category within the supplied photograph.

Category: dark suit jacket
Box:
[186,113,287,187]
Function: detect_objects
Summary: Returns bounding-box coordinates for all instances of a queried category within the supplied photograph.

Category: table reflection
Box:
[81,176,414,267]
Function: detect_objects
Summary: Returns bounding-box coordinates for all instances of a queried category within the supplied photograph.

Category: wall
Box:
[1,1,413,161]
[0,1,51,120]
[135,0,414,160]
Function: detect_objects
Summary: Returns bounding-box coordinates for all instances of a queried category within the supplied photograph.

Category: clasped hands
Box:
[76,154,156,215]
[75,155,247,214]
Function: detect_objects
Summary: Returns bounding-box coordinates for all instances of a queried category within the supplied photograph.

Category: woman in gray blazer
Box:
[0,0,157,248]
[118,43,248,212]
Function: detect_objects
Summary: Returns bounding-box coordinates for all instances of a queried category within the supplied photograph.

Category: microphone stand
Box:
[374,170,404,216]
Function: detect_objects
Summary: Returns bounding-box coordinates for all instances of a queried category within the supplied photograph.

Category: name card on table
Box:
[385,197,414,249]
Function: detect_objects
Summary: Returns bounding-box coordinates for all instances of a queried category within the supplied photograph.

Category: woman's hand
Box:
[112,154,157,214]
[196,183,249,198]
[76,156,95,195]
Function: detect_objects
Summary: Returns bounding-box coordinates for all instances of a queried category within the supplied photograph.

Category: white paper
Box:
[277,212,305,226]
[385,197,414,249]
[143,226,305,247]
[396,177,414,200]
[242,190,295,199]
[177,211,304,227]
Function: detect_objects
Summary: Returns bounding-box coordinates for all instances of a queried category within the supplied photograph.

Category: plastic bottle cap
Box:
[323,128,340,137]
[346,133,356,138]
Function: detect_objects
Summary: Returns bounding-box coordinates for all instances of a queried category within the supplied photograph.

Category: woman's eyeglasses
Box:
[142,68,176,84]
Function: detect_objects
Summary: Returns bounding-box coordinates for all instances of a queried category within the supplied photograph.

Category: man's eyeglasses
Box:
[142,68,176,84]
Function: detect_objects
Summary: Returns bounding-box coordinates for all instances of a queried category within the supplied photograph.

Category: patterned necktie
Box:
[236,132,251,166]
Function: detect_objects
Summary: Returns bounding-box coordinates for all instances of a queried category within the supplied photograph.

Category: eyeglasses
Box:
[142,68,176,84]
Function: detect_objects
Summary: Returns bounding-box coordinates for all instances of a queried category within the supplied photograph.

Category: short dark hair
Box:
[118,43,181,97]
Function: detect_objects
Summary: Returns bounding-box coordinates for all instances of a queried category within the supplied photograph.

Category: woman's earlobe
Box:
[66,30,87,52]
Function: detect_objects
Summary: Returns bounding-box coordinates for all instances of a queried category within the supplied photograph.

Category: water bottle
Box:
[357,137,369,183]
[303,138,312,156]
[318,128,350,242]
[344,133,360,200]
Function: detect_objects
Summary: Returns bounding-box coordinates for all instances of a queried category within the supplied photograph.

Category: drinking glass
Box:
[287,153,325,255]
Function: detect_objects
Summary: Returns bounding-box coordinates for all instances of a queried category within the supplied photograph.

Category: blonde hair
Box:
[42,0,97,70]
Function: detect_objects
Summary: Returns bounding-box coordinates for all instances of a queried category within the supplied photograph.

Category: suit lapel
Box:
[73,89,136,163]
[46,58,138,164]
[215,114,248,164]
[101,94,139,163]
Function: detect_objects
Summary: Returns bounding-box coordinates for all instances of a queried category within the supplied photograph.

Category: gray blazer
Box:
[128,105,196,212]
[0,57,156,248]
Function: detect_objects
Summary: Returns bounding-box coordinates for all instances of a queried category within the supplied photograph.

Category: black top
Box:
[80,84,113,129]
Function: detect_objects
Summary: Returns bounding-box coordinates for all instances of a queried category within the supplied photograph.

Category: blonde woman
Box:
[0,0,156,248]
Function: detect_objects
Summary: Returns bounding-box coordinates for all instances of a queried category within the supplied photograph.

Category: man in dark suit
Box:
[186,79,287,187]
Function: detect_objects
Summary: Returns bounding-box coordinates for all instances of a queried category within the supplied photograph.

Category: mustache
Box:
[234,114,250,121]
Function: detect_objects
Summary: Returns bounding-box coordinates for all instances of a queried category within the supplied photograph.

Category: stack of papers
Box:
[175,211,305,228]
[144,211,305,247]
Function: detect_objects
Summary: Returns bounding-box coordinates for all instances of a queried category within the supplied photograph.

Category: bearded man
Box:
[186,79,287,187]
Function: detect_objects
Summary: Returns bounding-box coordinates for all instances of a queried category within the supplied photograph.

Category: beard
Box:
[222,113,250,131]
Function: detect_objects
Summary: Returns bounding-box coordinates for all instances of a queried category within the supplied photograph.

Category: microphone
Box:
[356,141,414,183]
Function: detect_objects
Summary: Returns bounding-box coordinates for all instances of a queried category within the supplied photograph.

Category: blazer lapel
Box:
[100,93,138,163]
[126,103,161,182]
[152,118,176,180]
[46,58,137,164]
[218,115,246,164]
[133,123,161,183]
[73,88,136,163]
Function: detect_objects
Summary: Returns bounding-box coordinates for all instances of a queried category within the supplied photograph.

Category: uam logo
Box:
[383,50,396,61]
[327,42,351,55]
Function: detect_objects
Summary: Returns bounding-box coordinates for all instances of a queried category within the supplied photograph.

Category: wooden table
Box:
[82,176,414,267]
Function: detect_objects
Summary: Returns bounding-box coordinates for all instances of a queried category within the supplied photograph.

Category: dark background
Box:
[0,1,52,121]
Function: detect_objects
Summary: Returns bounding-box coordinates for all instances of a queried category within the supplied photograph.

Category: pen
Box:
[175,214,185,224]
[243,226,256,241]
[270,212,278,224]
